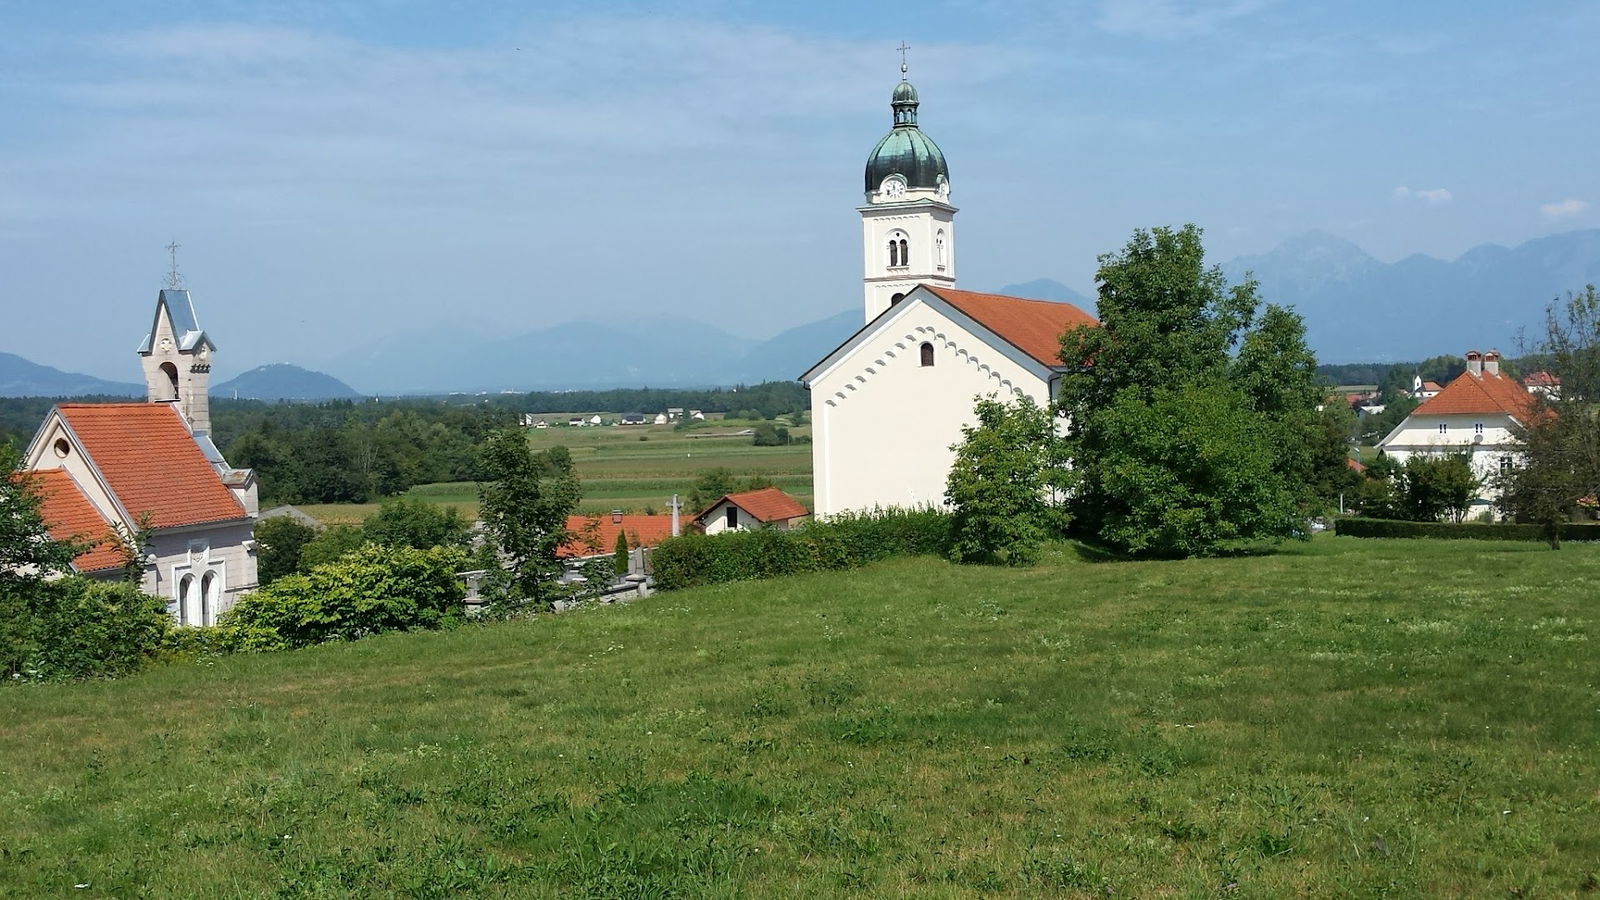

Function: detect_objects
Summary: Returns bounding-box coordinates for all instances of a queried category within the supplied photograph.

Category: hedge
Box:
[1333,517,1600,542]
[652,508,952,591]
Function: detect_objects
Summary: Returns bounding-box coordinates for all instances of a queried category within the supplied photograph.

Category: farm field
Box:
[300,418,812,524]
[4,537,1599,896]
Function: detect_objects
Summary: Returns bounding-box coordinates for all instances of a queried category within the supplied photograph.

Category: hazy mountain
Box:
[337,315,759,393]
[723,309,860,383]
[214,364,361,401]
[0,352,141,397]
[1222,229,1600,362]
[996,278,1095,307]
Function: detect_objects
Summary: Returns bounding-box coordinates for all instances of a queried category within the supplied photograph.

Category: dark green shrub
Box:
[652,508,951,591]
[362,497,472,550]
[4,578,172,681]
[220,544,468,651]
[254,516,318,585]
[1333,517,1600,542]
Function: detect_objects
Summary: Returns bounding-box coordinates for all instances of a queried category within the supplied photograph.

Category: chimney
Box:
[1466,349,1482,377]
[611,509,623,525]
[1483,350,1500,376]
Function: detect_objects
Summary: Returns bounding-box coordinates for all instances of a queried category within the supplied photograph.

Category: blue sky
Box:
[2,0,1596,379]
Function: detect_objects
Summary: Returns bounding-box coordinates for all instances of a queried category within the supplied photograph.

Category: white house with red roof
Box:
[695,487,810,534]
[22,288,258,624]
[801,74,1097,516]
[1377,350,1534,516]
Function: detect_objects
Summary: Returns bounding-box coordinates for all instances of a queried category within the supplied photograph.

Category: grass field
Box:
[4,536,1598,896]
[300,419,813,524]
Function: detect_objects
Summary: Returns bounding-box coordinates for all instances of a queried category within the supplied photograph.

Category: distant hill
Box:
[214,364,361,401]
[1222,229,1600,362]
[996,278,1096,308]
[723,309,859,383]
[0,352,141,397]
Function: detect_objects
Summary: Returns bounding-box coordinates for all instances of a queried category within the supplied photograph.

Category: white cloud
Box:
[1540,198,1591,219]
[1096,0,1274,38]
[1393,186,1452,205]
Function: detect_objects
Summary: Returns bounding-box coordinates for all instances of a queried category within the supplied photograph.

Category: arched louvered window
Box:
[888,239,899,267]
[920,342,934,367]
[890,292,905,306]
[898,238,909,266]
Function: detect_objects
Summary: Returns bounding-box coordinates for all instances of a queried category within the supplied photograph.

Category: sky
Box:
[2,0,1597,380]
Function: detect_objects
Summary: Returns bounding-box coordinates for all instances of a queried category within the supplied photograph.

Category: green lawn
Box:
[4,536,1598,896]
[301,420,814,524]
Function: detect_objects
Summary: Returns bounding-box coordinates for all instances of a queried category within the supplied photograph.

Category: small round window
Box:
[52,438,70,458]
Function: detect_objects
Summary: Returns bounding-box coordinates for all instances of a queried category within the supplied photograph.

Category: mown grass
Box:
[4,536,1598,897]
[302,420,813,523]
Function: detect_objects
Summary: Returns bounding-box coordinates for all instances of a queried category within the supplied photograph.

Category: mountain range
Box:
[7,229,1599,396]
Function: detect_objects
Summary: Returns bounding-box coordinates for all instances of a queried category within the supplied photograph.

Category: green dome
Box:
[863,79,949,195]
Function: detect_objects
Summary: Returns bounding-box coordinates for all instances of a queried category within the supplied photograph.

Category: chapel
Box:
[802,66,1098,516]
[23,287,259,624]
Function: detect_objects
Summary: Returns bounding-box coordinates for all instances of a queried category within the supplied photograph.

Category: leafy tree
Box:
[1398,454,1479,523]
[1057,225,1321,557]
[945,394,1070,565]
[1497,285,1600,546]
[476,430,582,614]
[1309,403,1362,511]
[1,444,76,589]
[297,525,368,571]
[751,422,790,446]
[254,516,319,586]
[688,469,773,513]
[221,544,467,651]
[362,497,471,550]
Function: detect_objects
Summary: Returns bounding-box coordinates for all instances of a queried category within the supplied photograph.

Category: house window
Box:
[920,342,935,367]
[1438,423,1448,434]
[1500,456,1514,474]
[1474,423,1484,435]
[726,507,739,530]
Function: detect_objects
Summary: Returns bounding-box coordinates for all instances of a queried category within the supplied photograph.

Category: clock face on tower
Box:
[880,176,907,199]
[159,337,173,352]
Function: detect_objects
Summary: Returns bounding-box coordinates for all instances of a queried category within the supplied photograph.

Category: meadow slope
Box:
[2,537,1598,897]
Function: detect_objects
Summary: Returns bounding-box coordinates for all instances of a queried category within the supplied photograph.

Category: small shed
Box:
[695,486,809,535]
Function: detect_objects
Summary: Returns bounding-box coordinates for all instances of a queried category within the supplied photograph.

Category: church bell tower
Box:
[860,60,956,323]
[138,285,216,436]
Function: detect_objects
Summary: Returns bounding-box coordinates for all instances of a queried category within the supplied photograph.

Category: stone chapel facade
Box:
[25,288,259,625]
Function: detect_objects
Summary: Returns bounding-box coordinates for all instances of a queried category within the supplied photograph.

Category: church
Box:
[23,288,259,625]
[803,69,1097,516]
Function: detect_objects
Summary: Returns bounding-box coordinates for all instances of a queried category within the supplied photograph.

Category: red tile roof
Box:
[26,469,124,573]
[56,404,246,529]
[558,514,681,558]
[1421,381,1443,392]
[697,486,809,524]
[1412,370,1536,420]
[925,286,1099,368]
[1346,458,1367,474]
[1523,371,1560,387]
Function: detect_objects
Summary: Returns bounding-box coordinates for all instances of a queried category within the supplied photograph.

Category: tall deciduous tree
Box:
[1497,285,1600,546]
[945,395,1071,566]
[476,430,581,613]
[1057,225,1324,557]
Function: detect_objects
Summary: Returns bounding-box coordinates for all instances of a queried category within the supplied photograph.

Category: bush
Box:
[652,508,950,591]
[362,497,472,550]
[254,516,318,586]
[219,544,468,651]
[1333,517,1600,542]
[3,578,172,681]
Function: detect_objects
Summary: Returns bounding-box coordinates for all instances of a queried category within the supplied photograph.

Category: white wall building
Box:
[1377,350,1532,517]
[802,71,1098,517]
[695,487,810,534]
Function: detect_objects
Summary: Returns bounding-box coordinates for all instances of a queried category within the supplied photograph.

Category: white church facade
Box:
[803,71,1097,516]
[25,288,259,625]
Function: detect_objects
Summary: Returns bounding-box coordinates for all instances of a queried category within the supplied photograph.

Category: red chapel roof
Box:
[925,286,1099,368]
